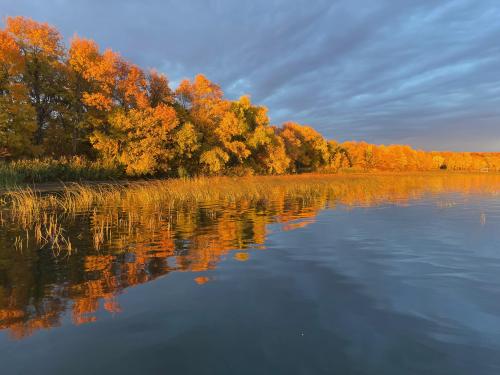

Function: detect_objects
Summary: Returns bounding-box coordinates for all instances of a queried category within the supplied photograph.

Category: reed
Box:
[2,172,500,255]
[34,214,73,256]
[4,172,500,220]
[10,210,73,254]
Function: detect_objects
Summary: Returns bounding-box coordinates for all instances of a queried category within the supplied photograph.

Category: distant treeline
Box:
[1,16,499,180]
[341,142,500,172]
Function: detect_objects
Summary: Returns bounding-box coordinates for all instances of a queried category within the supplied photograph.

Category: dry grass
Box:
[11,211,73,254]
[2,172,500,255]
[4,172,500,219]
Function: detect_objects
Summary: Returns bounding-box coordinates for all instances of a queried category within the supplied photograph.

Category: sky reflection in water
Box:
[0,174,499,374]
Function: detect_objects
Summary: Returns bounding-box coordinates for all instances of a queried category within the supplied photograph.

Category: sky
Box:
[2,0,500,151]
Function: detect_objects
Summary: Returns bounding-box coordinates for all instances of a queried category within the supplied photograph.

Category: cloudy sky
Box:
[2,0,500,151]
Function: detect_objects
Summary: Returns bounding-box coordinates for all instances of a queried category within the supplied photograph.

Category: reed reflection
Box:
[0,173,499,339]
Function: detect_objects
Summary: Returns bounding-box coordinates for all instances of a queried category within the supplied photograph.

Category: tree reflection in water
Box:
[0,173,499,339]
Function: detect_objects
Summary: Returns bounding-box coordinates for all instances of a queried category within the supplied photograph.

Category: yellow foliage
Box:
[200,147,230,174]
[92,104,179,175]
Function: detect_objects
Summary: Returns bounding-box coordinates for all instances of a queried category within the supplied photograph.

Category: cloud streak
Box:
[2,0,500,150]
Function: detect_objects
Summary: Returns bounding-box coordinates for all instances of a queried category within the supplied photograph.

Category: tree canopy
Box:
[1,17,498,175]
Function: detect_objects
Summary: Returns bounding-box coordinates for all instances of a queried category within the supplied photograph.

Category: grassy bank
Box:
[0,157,124,189]
[2,155,499,191]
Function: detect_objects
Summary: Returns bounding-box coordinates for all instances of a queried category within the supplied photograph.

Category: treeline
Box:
[0,16,498,179]
[341,142,500,172]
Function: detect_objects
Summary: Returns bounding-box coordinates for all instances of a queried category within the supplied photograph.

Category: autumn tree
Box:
[2,16,499,175]
[63,36,105,155]
[175,74,225,132]
[3,17,66,149]
[91,104,179,175]
[279,122,329,172]
[0,29,36,157]
[252,125,291,174]
[171,122,201,176]
[326,140,352,170]
[176,75,233,174]
[245,103,290,174]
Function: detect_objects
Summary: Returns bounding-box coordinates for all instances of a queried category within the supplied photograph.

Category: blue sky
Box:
[2,0,500,151]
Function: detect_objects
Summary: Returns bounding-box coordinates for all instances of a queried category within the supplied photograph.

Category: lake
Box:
[1,173,499,374]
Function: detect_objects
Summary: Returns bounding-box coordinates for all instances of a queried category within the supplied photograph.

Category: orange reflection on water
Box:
[1,173,499,339]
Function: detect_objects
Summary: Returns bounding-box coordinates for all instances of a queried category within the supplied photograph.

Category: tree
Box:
[91,104,179,175]
[171,122,201,176]
[175,74,227,135]
[65,36,104,155]
[279,122,329,172]
[3,16,498,175]
[200,147,230,174]
[146,69,173,108]
[326,140,352,170]
[4,17,66,148]
[0,29,37,157]
[247,125,290,174]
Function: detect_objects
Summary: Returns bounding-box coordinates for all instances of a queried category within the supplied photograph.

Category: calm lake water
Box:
[1,174,500,374]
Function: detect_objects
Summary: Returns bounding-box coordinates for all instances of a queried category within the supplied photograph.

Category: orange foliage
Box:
[0,16,498,173]
[341,141,500,172]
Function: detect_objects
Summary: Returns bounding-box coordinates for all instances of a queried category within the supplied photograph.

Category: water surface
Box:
[1,174,500,374]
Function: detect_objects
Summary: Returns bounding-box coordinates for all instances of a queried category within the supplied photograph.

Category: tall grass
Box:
[0,157,124,189]
[2,172,500,254]
[4,172,500,221]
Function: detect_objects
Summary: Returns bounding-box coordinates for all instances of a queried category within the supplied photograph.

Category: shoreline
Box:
[1,170,499,194]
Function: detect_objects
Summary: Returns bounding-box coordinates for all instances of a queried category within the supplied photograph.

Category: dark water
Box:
[1,175,500,374]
